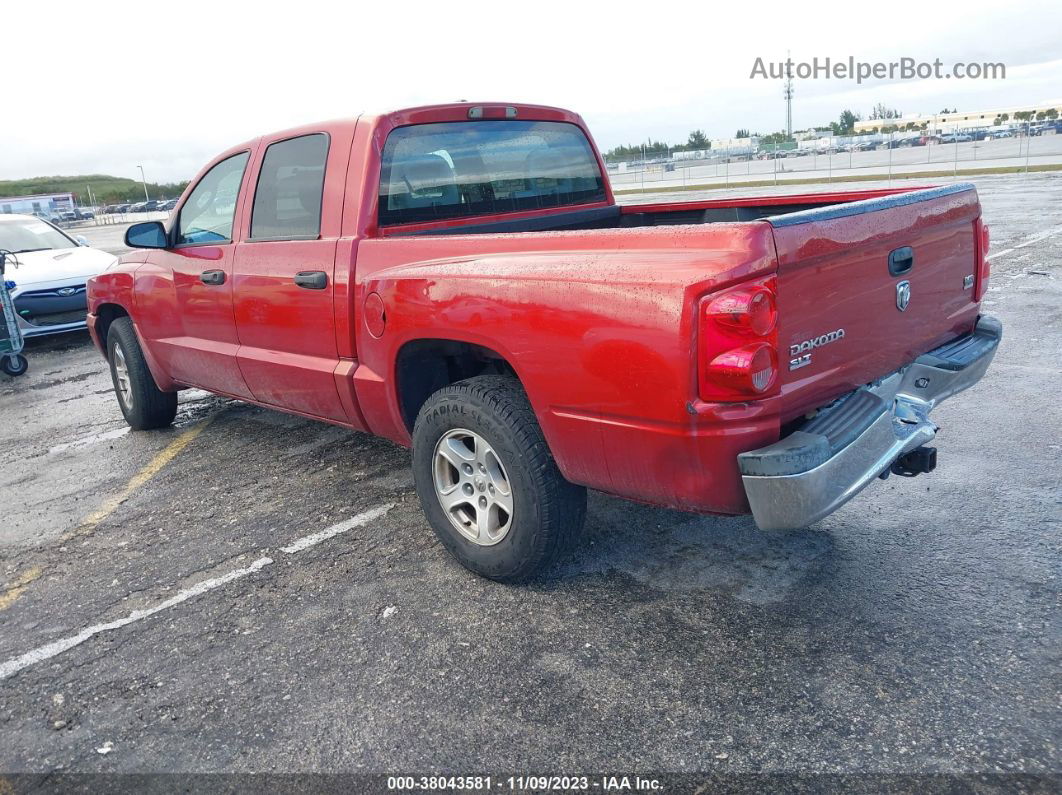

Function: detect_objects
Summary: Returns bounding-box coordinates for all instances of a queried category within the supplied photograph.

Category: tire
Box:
[1,354,28,377]
[106,317,177,430]
[413,376,586,583]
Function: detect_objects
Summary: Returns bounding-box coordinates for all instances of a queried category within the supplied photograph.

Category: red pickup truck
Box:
[87,102,1000,582]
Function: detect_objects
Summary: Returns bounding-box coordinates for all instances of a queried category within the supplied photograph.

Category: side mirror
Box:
[75,235,90,247]
[125,221,168,249]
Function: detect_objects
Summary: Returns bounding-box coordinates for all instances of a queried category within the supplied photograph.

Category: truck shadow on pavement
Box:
[20,330,95,356]
[191,402,839,605]
[550,492,838,604]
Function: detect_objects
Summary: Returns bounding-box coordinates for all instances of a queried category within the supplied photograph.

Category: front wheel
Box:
[107,317,177,430]
[412,376,586,583]
[1,354,28,377]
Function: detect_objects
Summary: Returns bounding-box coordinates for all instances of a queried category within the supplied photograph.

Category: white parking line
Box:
[280,503,394,554]
[0,557,273,681]
[48,426,130,455]
[988,224,1062,261]
[0,503,396,681]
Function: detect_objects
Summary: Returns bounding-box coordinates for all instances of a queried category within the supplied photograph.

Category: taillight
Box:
[704,286,777,336]
[975,221,991,301]
[698,277,780,402]
[706,344,778,394]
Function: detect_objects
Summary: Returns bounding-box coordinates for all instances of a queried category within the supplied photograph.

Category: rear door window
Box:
[379,120,605,226]
[250,133,329,240]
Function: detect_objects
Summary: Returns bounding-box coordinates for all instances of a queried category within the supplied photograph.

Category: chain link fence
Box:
[54,200,176,229]
[603,121,1062,192]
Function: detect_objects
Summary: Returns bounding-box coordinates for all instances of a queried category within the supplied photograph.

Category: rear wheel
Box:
[412,376,586,583]
[107,317,177,430]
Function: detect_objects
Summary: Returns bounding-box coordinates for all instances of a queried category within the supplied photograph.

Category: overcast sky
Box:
[4,0,1061,184]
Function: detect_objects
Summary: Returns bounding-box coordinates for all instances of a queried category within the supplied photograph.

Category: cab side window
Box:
[249,134,329,240]
[176,152,250,246]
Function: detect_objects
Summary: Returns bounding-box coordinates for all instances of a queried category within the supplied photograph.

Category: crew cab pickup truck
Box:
[87,103,1000,582]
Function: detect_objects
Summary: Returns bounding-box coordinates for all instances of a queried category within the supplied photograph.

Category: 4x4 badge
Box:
[896,280,911,312]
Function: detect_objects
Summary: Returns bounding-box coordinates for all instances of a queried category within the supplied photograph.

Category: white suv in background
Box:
[0,214,117,338]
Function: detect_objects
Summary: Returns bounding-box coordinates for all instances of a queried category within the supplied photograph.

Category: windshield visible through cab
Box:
[0,217,77,254]
[379,120,606,226]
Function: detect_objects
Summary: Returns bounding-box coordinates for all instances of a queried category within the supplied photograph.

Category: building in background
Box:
[0,192,76,217]
[853,101,1062,134]
[706,137,760,156]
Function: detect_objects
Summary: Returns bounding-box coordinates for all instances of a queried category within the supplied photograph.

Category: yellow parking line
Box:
[2,416,217,613]
[65,414,218,542]
[0,566,43,611]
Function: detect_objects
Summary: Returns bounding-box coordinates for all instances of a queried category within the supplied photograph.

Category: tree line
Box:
[0,174,190,205]
[604,130,710,160]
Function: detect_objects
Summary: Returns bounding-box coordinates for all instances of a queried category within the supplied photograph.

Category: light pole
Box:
[137,165,150,202]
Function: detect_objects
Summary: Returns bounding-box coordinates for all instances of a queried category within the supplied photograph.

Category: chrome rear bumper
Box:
[739,316,1002,530]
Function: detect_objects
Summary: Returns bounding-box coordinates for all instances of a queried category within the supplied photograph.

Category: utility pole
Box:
[784,51,794,139]
[1024,121,1031,175]
[137,165,150,201]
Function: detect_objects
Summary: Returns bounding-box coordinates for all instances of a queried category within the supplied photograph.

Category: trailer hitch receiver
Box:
[890,446,937,477]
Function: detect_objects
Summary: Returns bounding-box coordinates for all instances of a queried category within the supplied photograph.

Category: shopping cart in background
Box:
[1,249,29,377]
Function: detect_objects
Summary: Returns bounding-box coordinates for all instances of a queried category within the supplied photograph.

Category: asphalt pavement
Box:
[0,173,1059,789]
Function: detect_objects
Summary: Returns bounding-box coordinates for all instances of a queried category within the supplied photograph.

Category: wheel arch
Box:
[94,302,130,348]
[95,304,177,392]
[394,338,525,434]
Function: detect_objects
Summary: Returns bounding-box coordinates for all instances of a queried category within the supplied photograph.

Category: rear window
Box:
[378,120,606,226]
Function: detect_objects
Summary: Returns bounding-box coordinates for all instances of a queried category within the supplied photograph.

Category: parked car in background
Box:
[0,214,117,338]
[128,202,146,213]
[938,132,973,144]
[989,130,1014,139]
[32,210,63,225]
[89,102,1000,581]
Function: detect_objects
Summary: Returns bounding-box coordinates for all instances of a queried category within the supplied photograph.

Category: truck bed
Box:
[382,185,944,236]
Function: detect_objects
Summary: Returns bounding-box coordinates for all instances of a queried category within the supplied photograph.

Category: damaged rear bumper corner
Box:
[738,315,1002,531]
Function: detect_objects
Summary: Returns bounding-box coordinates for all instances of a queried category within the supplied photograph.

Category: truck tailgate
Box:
[770,183,983,422]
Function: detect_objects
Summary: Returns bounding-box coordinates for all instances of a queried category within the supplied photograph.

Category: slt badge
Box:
[788,328,845,371]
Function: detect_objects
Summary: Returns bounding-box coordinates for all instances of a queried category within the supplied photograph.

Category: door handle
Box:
[294,271,328,290]
[888,247,914,277]
[200,269,226,285]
